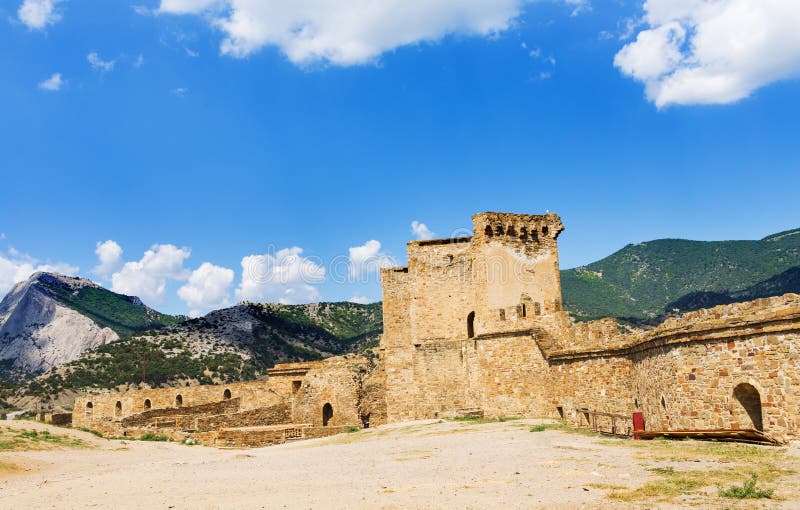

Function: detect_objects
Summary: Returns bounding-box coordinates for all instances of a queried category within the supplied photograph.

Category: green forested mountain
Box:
[27,301,382,399]
[561,228,800,321]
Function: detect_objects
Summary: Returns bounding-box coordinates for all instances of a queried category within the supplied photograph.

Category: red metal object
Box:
[632,412,645,440]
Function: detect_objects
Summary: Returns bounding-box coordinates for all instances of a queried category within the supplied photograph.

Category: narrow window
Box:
[115,401,122,417]
[542,226,549,236]
[86,402,93,416]
[175,395,183,408]
[144,399,151,410]
[223,389,232,400]
[534,302,542,316]
[556,406,564,420]
[660,396,666,409]
[322,403,333,427]
[484,225,493,237]
[521,303,527,318]
[467,311,475,339]
[292,381,302,394]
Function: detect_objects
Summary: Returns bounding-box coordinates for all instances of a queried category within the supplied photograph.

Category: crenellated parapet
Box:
[472,211,564,245]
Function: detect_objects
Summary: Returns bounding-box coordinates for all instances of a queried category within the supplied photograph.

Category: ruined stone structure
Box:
[379,212,800,442]
[72,211,800,445]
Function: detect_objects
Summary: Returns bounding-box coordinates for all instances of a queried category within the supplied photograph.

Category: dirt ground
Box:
[1,418,797,509]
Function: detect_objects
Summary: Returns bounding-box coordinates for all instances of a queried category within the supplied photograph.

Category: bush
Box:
[719,474,774,499]
[139,432,169,442]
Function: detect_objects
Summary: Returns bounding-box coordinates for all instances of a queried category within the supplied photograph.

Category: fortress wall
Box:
[407,239,474,341]
[291,358,367,428]
[473,333,552,418]
[627,295,800,441]
[408,340,473,419]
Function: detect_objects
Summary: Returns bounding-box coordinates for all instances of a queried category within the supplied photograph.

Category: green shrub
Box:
[719,474,774,499]
[139,432,169,442]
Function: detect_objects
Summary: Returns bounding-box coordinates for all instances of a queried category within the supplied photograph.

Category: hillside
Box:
[561,228,800,321]
[25,301,382,402]
[0,273,181,378]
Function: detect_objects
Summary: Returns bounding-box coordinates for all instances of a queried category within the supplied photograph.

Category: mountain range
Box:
[2,226,800,410]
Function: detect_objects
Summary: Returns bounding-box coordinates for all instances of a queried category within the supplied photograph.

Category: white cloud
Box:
[133,54,145,69]
[87,52,116,72]
[92,240,123,278]
[18,0,62,30]
[411,221,435,240]
[111,244,191,304]
[235,247,325,304]
[173,87,188,97]
[615,0,800,108]
[0,249,78,296]
[349,296,371,305]
[38,72,63,91]
[348,240,394,279]
[178,262,234,317]
[157,0,528,66]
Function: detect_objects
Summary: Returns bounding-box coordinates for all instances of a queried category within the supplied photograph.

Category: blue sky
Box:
[2,0,800,316]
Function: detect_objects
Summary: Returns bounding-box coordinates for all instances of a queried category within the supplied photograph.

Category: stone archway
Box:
[733,383,763,431]
[115,401,122,417]
[322,403,333,427]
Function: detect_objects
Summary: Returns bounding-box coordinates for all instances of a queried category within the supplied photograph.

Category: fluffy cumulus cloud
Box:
[157,0,528,66]
[178,262,235,317]
[236,247,325,304]
[92,240,123,278]
[615,0,800,108]
[348,240,394,279]
[0,249,78,295]
[17,0,62,30]
[348,296,371,305]
[111,244,191,304]
[411,220,435,240]
[38,73,63,91]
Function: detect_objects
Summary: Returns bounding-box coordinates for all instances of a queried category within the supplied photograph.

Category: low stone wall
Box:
[213,424,353,448]
[195,403,291,431]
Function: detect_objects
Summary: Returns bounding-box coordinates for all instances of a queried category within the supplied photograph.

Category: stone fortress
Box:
[73,212,800,445]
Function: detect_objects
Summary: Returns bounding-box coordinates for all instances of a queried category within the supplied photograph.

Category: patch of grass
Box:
[610,476,705,502]
[139,432,169,442]
[0,427,89,451]
[586,483,628,491]
[649,466,675,475]
[528,423,603,437]
[719,474,774,499]
[346,426,359,433]
[529,424,547,432]
[77,427,104,438]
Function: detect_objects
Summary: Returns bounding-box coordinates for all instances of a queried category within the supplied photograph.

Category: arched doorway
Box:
[734,383,763,431]
[86,402,93,416]
[115,401,122,417]
[223,389,232,400]
[467,311,475,339]
[175,395,183,408]
[322,403,333,427]
[144,399,151,410]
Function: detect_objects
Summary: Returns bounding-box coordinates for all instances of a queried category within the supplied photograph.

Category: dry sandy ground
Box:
[1,418,797,509]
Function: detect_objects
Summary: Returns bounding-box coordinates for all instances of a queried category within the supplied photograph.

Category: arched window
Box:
[115,401,122,417]
[223,389,232,400]
[175,395,183,408]
[322,403,333,427]
[467,311,475,339]
[86,402,93,416]
[484,225,493,237]
[144,399,152,410]
[734,383,763,431]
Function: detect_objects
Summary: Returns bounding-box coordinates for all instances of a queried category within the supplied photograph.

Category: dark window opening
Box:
[499,309,506,321]
[634,398,639,409]
[144,399,151,410]
[533,302,542,316]
[495,225,504,236]
[322,403,333,427]
[660,396,666,409]
[223,389,232,400]
[175,395,183,407]
[556,406,564,420]
[115,401,122,417]
[86,402,93,416]
[292,381,302,394]
[361,413,371,429]
[467,311,475,339]
[542,226,549,236]
[734,383,764,431]
[484,225,493,237]
[506,225,516,236]
[521,303,527,318]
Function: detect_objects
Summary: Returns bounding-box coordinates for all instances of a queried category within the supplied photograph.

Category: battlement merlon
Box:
[472,211,564,242]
